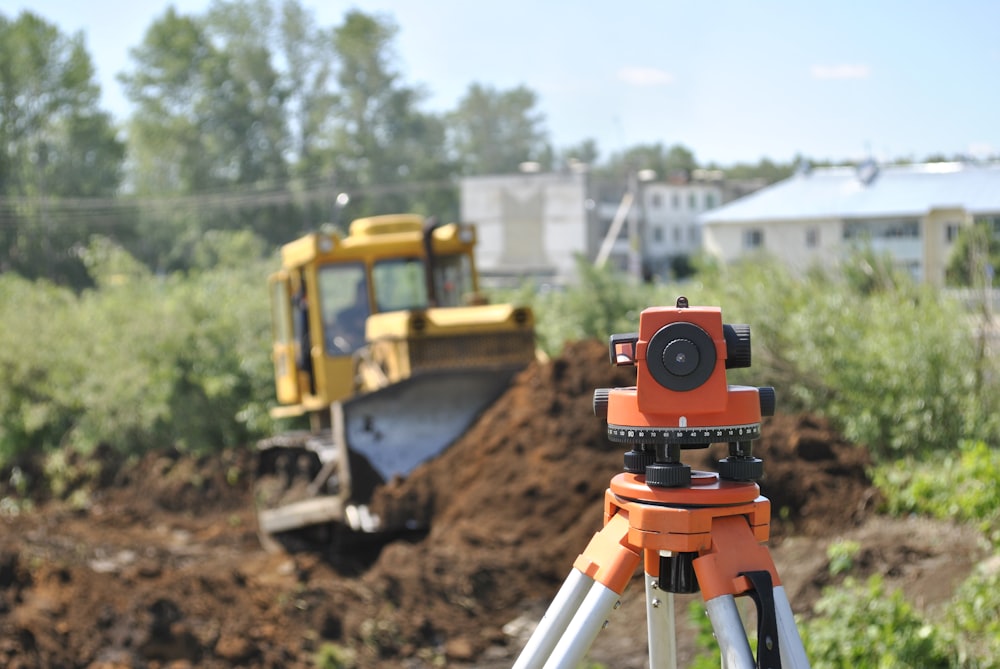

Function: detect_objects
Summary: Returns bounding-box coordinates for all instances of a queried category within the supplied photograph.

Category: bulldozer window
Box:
[317,263,369,354]
[373,257,428,311]
[432,254,474,307]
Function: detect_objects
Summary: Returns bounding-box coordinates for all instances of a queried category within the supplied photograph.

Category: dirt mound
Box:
[0,339,905,668]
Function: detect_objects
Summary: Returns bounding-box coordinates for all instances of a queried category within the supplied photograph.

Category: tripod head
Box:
[594,297,775,487]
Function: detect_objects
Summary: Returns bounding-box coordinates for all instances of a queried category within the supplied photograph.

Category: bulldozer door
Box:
[317,262,370,355]
[269,273,301,405]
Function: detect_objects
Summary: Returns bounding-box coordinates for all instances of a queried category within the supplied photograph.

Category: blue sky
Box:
[9,0,1000,165]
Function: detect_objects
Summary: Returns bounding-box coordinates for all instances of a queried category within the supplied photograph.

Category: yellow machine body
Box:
[257,214,536,545]
[268,214,534,419]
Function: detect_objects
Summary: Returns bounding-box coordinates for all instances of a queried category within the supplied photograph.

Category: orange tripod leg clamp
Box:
[693,514,781,601]
[572,512,641,595]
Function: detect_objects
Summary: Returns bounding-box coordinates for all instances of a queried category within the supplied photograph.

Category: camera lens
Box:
[646,322,717,392]
[663,339,699,376]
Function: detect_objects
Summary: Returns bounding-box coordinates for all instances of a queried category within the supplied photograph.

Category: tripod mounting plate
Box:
[605,472,772,554]
[610,471,761,508]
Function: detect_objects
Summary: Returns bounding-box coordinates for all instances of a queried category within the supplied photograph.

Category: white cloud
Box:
[810,64,872,80]
[617,67,675,86]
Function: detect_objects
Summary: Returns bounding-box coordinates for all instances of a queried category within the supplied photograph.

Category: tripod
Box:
[511,469,809,669]
[513,299,810,668]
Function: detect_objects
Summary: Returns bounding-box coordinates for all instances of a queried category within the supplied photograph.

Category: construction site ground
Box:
[0,340,988,668]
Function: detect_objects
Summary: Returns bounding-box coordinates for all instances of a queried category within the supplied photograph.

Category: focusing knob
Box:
[724,324,752,369]
[593,388,610,419]
[758,386,776,417]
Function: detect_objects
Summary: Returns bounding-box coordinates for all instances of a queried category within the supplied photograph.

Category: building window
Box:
[844,219,919,240]
[705,192,717,210]
[688,192,698,210]
[671,193,680,210]
[651,193,663,209]
[652,226,663,242]
[945,223,961,243]
[673,226,682,243]
[806,228,819,248]
[689,225,699,244]
[743,229,764,249]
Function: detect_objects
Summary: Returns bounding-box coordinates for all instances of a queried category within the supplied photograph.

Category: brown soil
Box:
[0,340,987,668]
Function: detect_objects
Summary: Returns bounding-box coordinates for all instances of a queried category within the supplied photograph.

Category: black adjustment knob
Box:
[593,388,610,418]
[718,457,764,482]
[724,324,752,369]
[623,446,656,474]
[758,386,776,417]
[645,462,691,487]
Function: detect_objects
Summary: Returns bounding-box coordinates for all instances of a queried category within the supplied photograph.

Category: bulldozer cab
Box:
[268,214,496,419]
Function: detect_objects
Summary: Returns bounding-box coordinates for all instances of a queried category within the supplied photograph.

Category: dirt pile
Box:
[0,339,941,669]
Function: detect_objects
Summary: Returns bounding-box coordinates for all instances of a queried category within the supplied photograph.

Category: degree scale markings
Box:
[606,423,762,444]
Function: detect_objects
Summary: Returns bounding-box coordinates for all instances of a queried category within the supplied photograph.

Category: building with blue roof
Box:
[699,161,1000,286]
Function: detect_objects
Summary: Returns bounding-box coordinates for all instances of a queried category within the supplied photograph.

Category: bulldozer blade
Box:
[342,367,517,484]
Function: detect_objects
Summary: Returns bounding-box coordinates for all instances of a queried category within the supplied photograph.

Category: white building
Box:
[460,171,593,286]
[642,178,723,270]
[461,170,728,285]
[700,161,1000,286]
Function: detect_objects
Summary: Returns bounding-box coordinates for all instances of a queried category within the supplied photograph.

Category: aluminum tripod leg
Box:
[703,586,809,669]
[645,570,677,669]
[513,513,639,669]
[511,569,625,669]
[705,595,755,669]
[542,579,623,669]
[773,585,810,668]
[512,569,592,669]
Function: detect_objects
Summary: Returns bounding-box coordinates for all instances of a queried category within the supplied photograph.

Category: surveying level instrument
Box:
[513,297,809,669]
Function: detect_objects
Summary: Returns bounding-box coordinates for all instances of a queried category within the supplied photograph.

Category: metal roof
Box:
[700,162,1000,225]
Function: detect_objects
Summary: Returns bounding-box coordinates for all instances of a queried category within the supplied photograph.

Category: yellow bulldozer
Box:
[255,213,536,552]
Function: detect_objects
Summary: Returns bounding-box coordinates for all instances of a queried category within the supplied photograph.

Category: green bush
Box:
[873,440,1000,544]
[0,235,276,475]
[696,255,988,459]
[947,560,1000,667]
[802,576,952,668]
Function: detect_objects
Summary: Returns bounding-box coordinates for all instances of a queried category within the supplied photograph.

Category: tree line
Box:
[0,1,806,288]
[5,1,988,290]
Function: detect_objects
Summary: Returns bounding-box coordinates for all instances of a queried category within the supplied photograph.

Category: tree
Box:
[277,0,339,178]
[447,83,550,176]
[558,139,601,169]
[0,10,124,285]
[710,156,796,184]
[120,2,302,267]
[121,3,288,195]
[598,142,697,181]
[946,219,1000,288]
[327,10,456,221]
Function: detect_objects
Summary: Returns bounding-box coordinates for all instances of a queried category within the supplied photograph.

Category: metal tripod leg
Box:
[773,585,810,668]
[704,586,810,669]
[645,569,678,669]
[513,513,639,669]
[512,569,591,669]
[705,594,755,669]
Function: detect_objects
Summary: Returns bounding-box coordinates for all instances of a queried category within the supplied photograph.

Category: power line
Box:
[0,176,460,230]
